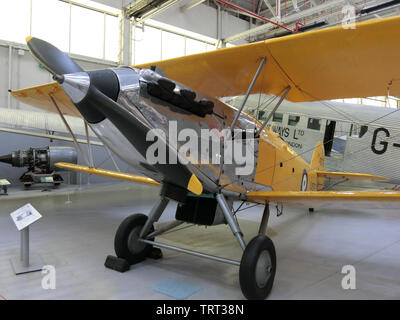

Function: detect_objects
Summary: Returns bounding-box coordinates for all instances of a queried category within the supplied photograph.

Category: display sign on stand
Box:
[9,203,44,274]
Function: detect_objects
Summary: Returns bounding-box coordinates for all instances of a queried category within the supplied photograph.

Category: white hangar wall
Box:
[0,0,252,184]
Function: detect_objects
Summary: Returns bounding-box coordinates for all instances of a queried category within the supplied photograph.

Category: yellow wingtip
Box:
[26,36,32,43]
[187,174,203,195]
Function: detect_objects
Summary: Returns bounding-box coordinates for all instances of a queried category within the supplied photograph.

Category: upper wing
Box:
[246,190,400,209]
[135,17,400,102]
[11,17,400,113]
[11,82,80,117]
[55,162,160,186]
[316,171,388,181]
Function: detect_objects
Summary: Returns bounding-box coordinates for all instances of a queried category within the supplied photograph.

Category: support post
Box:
[229,57,266,133]
[139,197,169,238]
[139,239,240,266]
[258,204,270,235]
[255,86,291,137]
[103,145,121,172]
[11,226,43,275]
[216,193,246,250]
[49,94,91,167]
[146,220,184,239]
[8,45,12,109]
[21,227,29,267]
[84,121,94,167]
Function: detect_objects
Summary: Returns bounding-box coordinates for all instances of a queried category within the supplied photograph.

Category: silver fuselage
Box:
[85,67,266,194]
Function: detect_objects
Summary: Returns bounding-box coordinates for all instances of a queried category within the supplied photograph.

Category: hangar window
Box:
[186,38,207,55]
[257,110,265,120]
[70,5,104,59]
[350,124,368,138]
[104,15,119,62]
[288,115,300,126]
[133,25,162,65]
[0,0,120,61]
[132,19,217,64]
[162,31,185,60]
[0,0,30,44]
[272,113,283,123]
[31,0,70,52]
[307,118,321,131]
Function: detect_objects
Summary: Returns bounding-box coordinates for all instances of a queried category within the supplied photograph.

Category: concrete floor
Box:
[0,182,400,299]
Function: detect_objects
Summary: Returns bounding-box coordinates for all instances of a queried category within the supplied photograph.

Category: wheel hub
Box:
[255,250,272,288]
[127,226,146,254]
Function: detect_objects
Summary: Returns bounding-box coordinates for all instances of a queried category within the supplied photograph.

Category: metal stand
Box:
[10,226,43,274]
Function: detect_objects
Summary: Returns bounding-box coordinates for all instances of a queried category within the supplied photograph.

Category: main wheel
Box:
[239,235,276,300]
[114,213,154,265]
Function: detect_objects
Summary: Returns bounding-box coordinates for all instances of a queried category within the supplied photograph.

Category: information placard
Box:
[10,203,42,231]
[0,179,10,186]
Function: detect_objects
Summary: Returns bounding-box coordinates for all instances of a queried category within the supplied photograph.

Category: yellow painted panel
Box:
[135,17,400,102]
[270,131,309,191]
[253,131,276,187]
[11,82,80,117]
[55,162,160,185]
[247,190,400,209]
[316,171,388,181]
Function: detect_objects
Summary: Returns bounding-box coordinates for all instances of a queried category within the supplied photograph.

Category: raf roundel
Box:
[301,170,308,191]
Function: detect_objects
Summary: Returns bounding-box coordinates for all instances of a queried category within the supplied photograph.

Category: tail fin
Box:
[310,141,325,171]
[310,141,325,190]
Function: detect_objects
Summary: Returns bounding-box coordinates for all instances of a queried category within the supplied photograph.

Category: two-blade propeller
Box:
[25,36,203,195]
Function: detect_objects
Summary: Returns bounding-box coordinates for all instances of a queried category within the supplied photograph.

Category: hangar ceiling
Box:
[122,0,400,43]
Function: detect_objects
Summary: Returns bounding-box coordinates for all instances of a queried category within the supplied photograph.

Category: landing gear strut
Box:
[113,188,277,300]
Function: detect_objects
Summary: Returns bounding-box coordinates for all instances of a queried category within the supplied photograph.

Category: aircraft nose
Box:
[58,72,90,104]
[57,69,120,124]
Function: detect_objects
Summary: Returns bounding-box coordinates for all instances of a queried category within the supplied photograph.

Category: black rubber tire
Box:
[114,213,154,265]
[239,235,276,300]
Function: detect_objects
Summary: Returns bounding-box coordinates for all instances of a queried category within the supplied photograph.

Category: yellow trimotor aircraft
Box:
[11,16,400,299]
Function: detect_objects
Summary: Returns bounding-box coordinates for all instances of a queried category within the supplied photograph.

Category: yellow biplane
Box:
[11,16,400,299]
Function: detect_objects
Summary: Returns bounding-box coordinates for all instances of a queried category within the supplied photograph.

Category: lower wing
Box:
[247,190,400,209]
[55,162,160,186]
[316,171,388,181]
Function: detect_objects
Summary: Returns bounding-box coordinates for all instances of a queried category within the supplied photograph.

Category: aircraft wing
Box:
[55,162,160,186]
[246,190,400,209]
[316,171,388,181]
[11,82,80,117]
[10,17,400,112]
[135,16,400,102]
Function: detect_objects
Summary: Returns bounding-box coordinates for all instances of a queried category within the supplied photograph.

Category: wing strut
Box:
[84,120,94,167]
[49,94,91,167]
[255,86,291,137]
[229,57,266,132]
